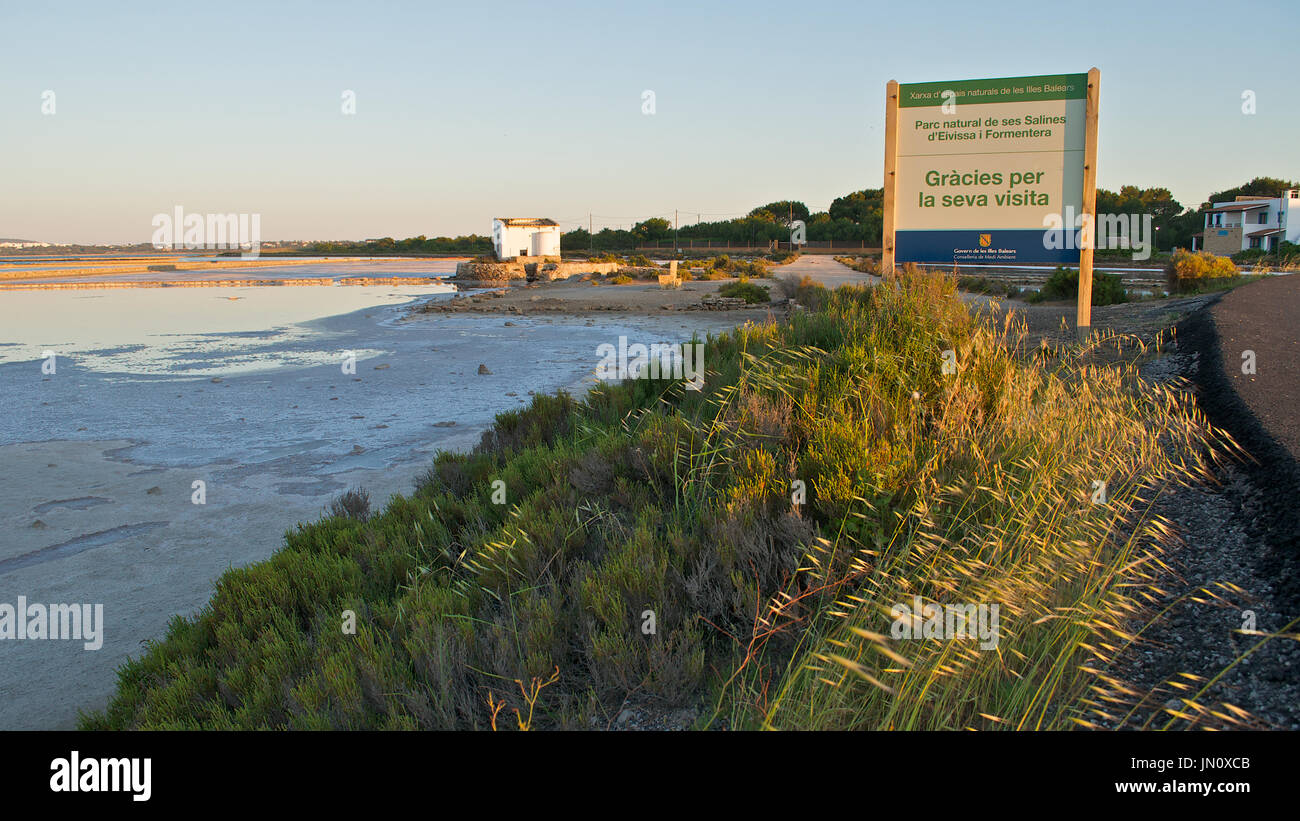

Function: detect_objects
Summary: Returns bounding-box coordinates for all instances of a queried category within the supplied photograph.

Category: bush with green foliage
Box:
[717,278,771,303]
[1025,266,1127,305]
[327,488,371,522]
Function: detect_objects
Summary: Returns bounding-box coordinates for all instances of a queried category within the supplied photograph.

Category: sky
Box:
[2,0,1297,244]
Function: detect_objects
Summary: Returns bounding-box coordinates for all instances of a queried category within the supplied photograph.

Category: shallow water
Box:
[0,284,453,373]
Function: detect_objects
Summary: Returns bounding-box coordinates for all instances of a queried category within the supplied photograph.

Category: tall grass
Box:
[83,266,1252,731]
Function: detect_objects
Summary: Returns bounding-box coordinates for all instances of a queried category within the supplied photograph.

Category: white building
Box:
[0,239,51,248]
[1197,189,1300,255]
[492,218,561,261]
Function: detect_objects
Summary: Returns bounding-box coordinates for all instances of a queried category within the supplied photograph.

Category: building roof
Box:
[1247,228,1285,237]
[1208,201,1270,212]
[495,218,559,227]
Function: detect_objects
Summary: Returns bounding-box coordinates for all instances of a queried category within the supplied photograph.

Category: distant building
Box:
[1196,189,1300,255]
[492,218,560,261]
[0,239,51,248]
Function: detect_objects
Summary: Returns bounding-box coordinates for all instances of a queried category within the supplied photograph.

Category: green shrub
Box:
[327,488,371,521]
[731,260,771,278]
[718,278,771,303]
[1026,266,1127,305]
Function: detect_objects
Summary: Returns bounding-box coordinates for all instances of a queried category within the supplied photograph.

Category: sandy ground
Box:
[420,254,875,317]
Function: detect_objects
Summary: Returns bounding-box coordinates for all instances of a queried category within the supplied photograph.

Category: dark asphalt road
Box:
[1182,273,1300,608]
[1211,275,1300,459]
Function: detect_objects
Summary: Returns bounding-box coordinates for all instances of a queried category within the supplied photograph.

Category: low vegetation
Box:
[776,274,829,310]
[327,488,372,523]
[834,255,879,275]
[1024,266,1128,306]
[717,278,771,303]
[1165,249,1238,292]
[957,275,1024,300]
[84,267,1240,731]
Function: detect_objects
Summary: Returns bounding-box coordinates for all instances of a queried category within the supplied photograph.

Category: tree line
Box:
[292,176,1296,255]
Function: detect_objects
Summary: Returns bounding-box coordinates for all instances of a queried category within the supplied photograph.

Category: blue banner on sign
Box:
[896,230,1082,265]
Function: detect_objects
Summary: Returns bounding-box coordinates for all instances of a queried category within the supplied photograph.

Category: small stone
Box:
[477,364,492,375]
[31,520,47,529]
[146,486,162,495]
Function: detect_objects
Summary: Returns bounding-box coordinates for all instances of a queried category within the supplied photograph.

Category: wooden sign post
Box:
[881,80,900,281]
[1076,67,1101,341]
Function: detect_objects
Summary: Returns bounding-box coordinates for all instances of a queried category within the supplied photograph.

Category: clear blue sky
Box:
[3,0,1296,244]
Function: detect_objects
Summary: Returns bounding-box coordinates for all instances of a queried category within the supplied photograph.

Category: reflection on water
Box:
[0,284,452,376]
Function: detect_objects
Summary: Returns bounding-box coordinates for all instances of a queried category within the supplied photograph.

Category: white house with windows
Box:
[492,218,561,261]
[1196,189,1300,256]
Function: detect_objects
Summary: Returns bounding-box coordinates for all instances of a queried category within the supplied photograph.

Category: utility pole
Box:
[674,209,678,254]
[588,212,593,252]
